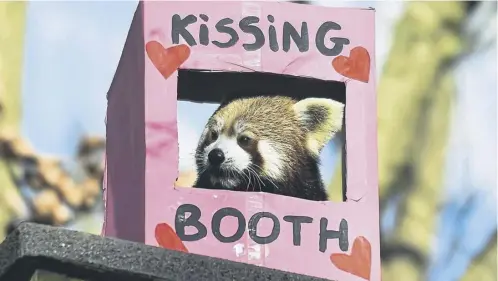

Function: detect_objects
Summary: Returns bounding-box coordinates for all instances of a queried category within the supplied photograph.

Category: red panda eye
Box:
[238,136,251,146]
[210,131,219,140]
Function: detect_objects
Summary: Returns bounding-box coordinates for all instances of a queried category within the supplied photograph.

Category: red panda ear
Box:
[293,98,344,156]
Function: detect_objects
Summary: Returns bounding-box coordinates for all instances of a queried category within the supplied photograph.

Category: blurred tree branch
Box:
[0,2,27,241]
[374,1,468,280]
[377,1,465,204]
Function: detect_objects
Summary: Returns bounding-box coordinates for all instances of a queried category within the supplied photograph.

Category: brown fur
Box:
[194,95,344,201]
[214,96,306,160]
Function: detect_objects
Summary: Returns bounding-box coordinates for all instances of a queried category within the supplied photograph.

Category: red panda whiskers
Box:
[194,95,343,201]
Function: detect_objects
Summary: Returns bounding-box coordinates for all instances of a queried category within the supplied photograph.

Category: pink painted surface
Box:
[106,1,379,280]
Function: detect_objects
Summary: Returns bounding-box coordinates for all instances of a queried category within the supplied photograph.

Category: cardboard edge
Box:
[104,1,146,243]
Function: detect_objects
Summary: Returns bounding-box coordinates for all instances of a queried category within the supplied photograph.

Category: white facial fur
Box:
[202,134,251,188]
[257,140,284,179]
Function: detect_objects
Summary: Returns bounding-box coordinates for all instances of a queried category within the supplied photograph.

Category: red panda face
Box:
[195,116,261,190]
[194,96,344,193]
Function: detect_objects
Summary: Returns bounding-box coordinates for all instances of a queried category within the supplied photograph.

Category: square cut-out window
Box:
[175,70,347,202]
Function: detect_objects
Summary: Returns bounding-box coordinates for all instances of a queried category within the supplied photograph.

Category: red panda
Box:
[193,95,344,201]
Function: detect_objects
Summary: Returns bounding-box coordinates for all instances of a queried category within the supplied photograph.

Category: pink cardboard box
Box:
[104,1,380,280]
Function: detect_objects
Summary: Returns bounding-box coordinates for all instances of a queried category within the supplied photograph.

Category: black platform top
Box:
[0,223,329,281]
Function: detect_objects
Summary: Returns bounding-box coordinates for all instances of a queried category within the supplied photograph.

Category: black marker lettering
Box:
[267,15,279,52]
[199,14,209,21]
[283,215,313,246]
[338,219,349,251]
[283,21,309,52]
[172,14,197,46]
[211,207,246,243]
[248,212,280,244]
[199,14,209,46]
[175,204,207,241]
[176,204,350,253]
[315,21,350,56]
[319,218,349,252]
[171,15,351,57]
[212,18,239,48]
[239,16,265,51]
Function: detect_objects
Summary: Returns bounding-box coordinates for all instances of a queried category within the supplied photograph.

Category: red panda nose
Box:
[208,149,225,166]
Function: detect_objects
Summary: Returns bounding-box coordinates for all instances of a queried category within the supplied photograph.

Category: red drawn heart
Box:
[146,41,191,79]
[332,46,371,83]
[330,236,372,280]
[155,223,189,253]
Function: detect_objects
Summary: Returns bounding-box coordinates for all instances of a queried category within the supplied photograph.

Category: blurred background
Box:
[0,1,496,281]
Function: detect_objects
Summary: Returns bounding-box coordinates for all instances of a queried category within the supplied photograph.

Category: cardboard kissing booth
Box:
[104,1,380,280]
